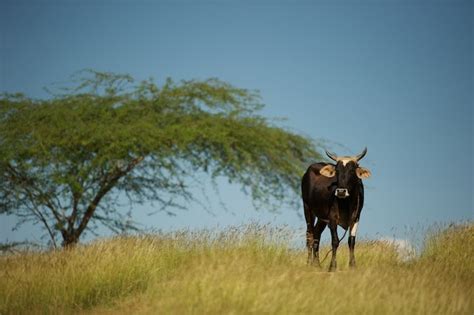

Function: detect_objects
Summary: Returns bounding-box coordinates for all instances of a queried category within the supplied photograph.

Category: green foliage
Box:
[1,224,472,314]
[0,70,321,246]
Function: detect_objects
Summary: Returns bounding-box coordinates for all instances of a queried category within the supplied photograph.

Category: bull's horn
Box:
[355,147,368,161]
[325,150,338,161]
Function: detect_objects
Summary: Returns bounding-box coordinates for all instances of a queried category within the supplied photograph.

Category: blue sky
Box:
[1,0,472,245]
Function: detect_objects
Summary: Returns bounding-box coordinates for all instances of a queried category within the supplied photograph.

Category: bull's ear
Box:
[356,167,371,179]
[319,165,336,178]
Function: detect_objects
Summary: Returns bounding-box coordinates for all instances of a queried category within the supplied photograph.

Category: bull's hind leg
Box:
[304,203,315,265]
[312,219,327,267]
[348,221,359,268]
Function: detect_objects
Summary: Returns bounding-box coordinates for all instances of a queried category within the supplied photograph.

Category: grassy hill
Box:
[1,223,473,314]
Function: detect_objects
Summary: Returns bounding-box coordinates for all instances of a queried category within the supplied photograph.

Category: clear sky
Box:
[1,0,472,245]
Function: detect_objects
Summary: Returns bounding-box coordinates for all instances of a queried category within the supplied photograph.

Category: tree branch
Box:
[5,164,61,248]
[75,156,144,237]
[31,205,58,249]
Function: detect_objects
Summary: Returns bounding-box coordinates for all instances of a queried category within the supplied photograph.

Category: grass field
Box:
[1,223,473,314]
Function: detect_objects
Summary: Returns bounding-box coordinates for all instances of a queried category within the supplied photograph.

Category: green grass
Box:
[1,223,473,314]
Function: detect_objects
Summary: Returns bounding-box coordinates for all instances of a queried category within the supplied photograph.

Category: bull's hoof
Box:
[349,261,356,269]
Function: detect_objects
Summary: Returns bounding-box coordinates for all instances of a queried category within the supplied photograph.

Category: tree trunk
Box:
[61,231,79,248]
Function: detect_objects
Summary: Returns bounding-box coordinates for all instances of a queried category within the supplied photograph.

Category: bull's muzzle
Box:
[335,188,350,198]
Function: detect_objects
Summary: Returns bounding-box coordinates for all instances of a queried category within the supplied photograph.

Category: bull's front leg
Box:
[328,220,339,272]
[348,221,359,268]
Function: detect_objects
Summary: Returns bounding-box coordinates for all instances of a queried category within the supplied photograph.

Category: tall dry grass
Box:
[1,223,472,314]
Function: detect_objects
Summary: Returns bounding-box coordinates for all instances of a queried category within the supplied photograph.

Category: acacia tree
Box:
[0,70,321,248]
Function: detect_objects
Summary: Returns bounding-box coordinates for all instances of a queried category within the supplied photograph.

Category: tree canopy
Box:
[0,70,322,247]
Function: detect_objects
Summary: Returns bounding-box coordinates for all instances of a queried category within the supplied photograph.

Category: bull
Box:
[301,148,371,271]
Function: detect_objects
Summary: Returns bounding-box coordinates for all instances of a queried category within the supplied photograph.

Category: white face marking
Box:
[339,157,356,166]
[350,221,359,237]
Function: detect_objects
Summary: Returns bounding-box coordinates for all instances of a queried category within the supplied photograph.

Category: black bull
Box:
[301,148,371,271]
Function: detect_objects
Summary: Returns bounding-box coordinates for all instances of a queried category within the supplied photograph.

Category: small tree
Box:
[0,70,321,248]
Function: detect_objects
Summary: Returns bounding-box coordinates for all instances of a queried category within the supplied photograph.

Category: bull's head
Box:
[319,148,371,199]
